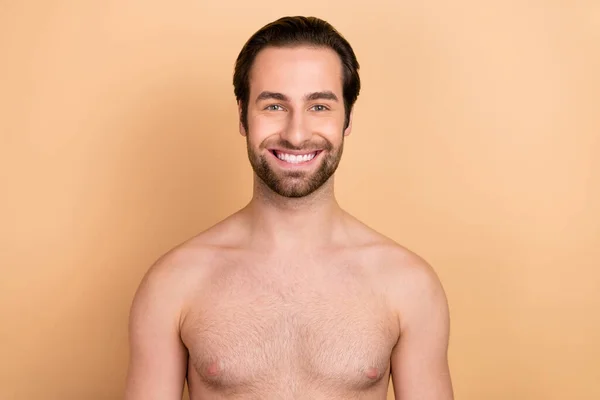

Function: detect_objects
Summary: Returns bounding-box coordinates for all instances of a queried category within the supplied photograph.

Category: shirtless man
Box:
[124,16,454,400]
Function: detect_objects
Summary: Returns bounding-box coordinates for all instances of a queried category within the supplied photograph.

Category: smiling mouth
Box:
[270,150,321,164]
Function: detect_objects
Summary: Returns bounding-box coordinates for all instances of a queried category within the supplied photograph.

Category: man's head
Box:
[233,16,361,198]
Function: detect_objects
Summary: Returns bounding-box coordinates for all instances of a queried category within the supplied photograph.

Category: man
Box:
[124,16,454,400]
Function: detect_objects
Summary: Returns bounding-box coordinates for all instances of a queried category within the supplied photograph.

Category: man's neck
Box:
[241,178,346,252]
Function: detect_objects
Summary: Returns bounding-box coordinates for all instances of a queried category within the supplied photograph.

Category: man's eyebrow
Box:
[255,91,339,103]
[256,91,289,103]
[305,91,339,102]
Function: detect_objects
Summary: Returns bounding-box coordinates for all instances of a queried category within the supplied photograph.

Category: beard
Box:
[246,135,345,198]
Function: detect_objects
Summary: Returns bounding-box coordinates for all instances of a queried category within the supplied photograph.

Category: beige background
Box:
[1,1,599,399]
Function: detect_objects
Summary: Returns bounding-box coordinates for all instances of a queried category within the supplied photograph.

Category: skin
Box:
[124,45,454,400]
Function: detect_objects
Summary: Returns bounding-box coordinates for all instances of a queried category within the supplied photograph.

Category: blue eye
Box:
[266,105,283,111]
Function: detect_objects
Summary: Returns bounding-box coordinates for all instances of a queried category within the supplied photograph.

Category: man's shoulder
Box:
[369,239,442,297]
[135,215,244,298]
[143,226,236,282]
[376,240,449,332]
[345,214,447,314]
[344,212,434,274]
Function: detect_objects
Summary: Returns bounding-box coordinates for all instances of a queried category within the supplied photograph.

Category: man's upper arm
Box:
[124,257,189,400]
[390,258,454,400]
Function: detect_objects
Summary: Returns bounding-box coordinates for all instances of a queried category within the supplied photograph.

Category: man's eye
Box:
[311,105,328,111]
[266,105,283,111]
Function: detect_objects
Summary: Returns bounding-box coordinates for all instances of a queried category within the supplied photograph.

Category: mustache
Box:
[267,139,334,152]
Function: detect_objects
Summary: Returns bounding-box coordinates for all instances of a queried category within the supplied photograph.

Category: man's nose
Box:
[280,110,311,147]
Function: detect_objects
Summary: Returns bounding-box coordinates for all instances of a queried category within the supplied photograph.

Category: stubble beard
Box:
[246,136,345,199]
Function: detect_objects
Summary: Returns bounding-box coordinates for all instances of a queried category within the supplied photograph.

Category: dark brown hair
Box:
[233,16,361,132]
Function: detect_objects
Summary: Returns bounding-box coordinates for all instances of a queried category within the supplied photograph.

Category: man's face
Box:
[241,45,352,198]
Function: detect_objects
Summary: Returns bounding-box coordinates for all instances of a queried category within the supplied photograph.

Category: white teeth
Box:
[276,152,317,163]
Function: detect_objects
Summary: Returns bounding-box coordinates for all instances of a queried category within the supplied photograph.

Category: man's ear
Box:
[343,108,354,137]
[237,101,247,137]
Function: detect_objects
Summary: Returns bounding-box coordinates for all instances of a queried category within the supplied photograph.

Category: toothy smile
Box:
[271,150,319,164]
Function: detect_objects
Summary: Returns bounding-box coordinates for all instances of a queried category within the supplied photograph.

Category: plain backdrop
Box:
[1,1,599,399]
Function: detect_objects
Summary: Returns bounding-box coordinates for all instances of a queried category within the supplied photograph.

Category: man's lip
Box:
[269,149,322,155]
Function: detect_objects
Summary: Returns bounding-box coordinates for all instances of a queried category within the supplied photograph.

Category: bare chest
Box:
[181,262,399,393]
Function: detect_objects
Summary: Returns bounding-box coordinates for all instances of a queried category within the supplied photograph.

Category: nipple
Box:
[365,367,380,380]
[206,361,220,377]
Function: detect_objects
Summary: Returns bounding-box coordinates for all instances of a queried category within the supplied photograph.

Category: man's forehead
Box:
[248,46,344,98]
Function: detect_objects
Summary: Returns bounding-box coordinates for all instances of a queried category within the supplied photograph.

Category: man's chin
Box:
[272,187,317,199]
[266,179,316,198]
[250,155,337,198]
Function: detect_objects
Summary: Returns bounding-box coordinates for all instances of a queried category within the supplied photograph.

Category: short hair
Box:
[233,16,361,132]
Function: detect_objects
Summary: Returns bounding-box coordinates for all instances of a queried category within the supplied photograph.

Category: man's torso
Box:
[172,218,405,399]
